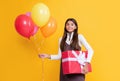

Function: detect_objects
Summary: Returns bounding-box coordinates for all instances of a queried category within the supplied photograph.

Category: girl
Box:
[39,18,94,81]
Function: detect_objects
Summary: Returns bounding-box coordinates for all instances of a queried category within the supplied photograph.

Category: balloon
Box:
[31,26,39,36]
[15,14,34,38]
[31,3,50,27]
[26,12,31,16]
[40,17,57,38]
[25,12,39,36]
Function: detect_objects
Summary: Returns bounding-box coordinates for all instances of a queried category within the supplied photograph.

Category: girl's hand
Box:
[38,54,51,59]
[82,62,89,74]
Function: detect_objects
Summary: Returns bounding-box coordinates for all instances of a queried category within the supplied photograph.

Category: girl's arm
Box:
[50,38,62,60]
[78,34,94,63]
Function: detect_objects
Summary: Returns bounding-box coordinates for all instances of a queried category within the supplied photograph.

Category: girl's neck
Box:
[66,32,74,41]
[67,32,74,34]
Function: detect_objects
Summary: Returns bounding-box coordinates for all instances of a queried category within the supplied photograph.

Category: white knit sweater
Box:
[50,34,94,63]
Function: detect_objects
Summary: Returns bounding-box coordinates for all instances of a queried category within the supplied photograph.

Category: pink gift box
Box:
[62,50,92,74]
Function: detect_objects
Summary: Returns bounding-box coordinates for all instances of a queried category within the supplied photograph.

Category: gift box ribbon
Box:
[62,50,87,66]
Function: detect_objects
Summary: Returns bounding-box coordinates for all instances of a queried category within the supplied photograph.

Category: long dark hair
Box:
[60,18,81,51]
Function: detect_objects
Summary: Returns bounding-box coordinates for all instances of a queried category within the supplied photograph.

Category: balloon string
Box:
[42,58,44,81]
[39,39,45,81]
[30,36,45,81]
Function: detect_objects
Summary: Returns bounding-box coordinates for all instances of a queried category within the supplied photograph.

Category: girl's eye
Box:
[71,24,74,26]
[66,23,69,26]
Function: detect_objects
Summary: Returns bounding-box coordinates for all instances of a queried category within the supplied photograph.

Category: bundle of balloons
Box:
[14,3,57,53]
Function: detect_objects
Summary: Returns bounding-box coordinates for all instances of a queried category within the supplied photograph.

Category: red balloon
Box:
[25,12,39,36]
[15,14,34,38]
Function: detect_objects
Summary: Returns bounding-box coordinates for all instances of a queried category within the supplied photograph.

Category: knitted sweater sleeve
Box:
[78,34,94,63]
[50,38,62,60]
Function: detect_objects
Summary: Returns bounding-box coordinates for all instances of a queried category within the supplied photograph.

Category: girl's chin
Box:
[67,30,74,33]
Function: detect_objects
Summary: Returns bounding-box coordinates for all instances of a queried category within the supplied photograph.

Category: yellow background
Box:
[0,0,120,81]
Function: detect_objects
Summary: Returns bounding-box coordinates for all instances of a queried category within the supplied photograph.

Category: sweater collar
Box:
[66,32,74,45]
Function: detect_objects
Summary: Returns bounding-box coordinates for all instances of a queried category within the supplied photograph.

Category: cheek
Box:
[74,26,76,29]
[66,26,69,29]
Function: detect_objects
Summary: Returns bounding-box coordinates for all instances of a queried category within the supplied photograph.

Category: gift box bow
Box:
[62,50,87,66]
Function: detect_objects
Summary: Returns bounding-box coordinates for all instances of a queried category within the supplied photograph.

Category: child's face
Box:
[65,21,76,33]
